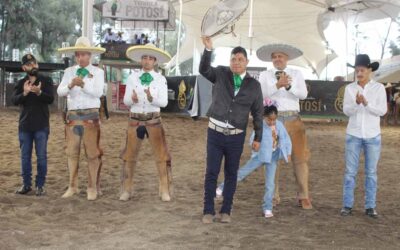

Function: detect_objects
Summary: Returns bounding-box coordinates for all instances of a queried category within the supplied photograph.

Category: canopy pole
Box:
[82,0,94,42]
[176,0,183,76]
[248,0,254,55]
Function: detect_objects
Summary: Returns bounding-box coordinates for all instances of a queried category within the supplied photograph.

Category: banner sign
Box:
[163,76,197,113]
[300,80,349,117]
[101,43,132,61]
[103,0,170,21]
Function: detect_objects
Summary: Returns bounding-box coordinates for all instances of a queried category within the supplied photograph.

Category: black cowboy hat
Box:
[348,54,379,72]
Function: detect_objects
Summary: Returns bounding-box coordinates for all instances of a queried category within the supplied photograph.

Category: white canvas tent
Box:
[167,0,400,77]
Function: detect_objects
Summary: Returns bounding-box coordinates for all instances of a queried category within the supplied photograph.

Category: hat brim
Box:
[347,61,380,72]
[256,44,303,62]
[126,46,171,64]
[57,46,106,55]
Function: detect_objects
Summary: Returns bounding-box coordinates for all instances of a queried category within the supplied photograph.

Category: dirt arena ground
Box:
[0,108,399,250]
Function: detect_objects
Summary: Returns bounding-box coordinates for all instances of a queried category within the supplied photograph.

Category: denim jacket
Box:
[249,120,292,163]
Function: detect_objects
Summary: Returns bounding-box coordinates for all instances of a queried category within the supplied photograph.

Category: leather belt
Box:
[66,119,100,126]
[130,112,160,121]
[208,121,243,136]
[279,111,299,117]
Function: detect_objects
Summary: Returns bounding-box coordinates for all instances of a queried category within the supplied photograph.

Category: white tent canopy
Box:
[167,0,400,77]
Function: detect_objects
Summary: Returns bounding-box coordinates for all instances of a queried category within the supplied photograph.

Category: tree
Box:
[389,41,400,57]
[0,0,82,62]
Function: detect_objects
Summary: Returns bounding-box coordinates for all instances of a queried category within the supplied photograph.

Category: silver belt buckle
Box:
[223,128,230,136]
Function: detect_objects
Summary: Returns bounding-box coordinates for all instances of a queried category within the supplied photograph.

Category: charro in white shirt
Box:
[343,80,387,139]
[259,67,308,112]
[123,69,168,113]
[57,64,105,110]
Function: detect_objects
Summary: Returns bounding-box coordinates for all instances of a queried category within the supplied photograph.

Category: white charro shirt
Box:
[343,80,387,139]
[259,67,308,112]
[57,64,104,110]
[209,71,246,129]
[123,69,168,113]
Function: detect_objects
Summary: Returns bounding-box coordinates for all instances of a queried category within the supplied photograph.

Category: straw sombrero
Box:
[57,36,106,55]
[257,44,303,62]
[385,82,392,88]
[126,43,171,64]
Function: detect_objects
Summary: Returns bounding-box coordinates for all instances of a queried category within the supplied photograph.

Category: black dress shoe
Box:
[340,207,353,216]
[16,185,32,195]
[365,208,378,218]
[36,187,46,196]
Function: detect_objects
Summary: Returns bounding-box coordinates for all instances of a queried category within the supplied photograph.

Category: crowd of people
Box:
[103,28,156,46]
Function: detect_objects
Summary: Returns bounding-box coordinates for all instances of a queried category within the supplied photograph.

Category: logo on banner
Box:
[178,80,186,109]
[103,0,169,21]
[334,85,346,113]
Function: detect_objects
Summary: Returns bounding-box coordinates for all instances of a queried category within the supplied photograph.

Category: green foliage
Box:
[0,0,82,62]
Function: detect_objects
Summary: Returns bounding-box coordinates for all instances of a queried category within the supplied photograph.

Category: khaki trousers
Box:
[120,119,172,199]
[65,112,103,196]
[275,117,310,200]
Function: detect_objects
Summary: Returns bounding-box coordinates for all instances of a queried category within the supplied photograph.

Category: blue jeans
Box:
[203,128,245,215]
[18,127,49,188]
[218,150,280,211]
[218,153,263,191]
[343,134,381,209]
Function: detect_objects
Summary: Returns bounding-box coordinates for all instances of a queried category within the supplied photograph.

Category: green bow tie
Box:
[233,74,242,92]
[140,72,153,86]
[76,68,89,78]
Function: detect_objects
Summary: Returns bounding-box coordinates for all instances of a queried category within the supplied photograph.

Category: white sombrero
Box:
[57,36,106,55]
[256,44,303,62]
[385,82,392,88]
[126,43,171,65]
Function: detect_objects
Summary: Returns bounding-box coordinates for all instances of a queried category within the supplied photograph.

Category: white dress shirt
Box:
[123,69,168,114]
[259,67,308,112]
[343,80,387,139]
[57,64,105,110]
[209,71,246,129]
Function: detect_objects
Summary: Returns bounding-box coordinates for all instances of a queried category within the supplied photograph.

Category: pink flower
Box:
[263,98,278,107]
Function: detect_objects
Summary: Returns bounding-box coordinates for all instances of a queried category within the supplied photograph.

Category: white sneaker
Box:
[216,187,223,198]
[264,210,274,218]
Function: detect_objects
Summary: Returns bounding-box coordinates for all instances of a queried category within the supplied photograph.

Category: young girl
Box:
[216,99,292,218]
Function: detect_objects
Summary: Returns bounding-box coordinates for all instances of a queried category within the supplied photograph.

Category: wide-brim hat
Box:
[348,54,379,72]
[126,43,171,64]
[385,82,392,88]
[256,44,303,62]
[57,36,106,55]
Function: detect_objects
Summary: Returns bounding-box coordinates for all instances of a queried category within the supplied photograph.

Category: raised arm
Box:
[199,36,217,83]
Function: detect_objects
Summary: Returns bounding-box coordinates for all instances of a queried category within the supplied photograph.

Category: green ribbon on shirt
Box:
[76,68,89,78]
[233,74,242,92]
[139,72,154,87]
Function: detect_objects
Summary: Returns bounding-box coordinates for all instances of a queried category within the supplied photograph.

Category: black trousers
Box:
[203,128,246,215]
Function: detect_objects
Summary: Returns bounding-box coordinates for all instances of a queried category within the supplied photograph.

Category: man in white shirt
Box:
[57,36,106,201]
[341,54,387,218]
[257,44,312,209]
[103,28,117,43]
[119,43,173,202]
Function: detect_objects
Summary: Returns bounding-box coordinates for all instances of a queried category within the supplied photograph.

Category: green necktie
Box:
[140,72,154,87]
[233,74,242,92]
[76,68,89,78]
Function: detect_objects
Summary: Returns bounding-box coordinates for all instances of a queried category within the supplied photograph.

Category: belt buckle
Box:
[223,128,230,136]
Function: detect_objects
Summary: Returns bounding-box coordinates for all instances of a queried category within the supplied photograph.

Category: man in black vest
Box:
[200,37,263,223]
[12,54,54,196]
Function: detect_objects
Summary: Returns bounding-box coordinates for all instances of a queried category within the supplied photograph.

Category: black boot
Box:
[365,208,378,218]
[16,185,32,195]
[36,187,46,196]
[340,207,353,216]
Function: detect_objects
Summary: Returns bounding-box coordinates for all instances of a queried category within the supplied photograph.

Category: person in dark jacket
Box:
[200,36,264,224]
[11,54,54,196]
